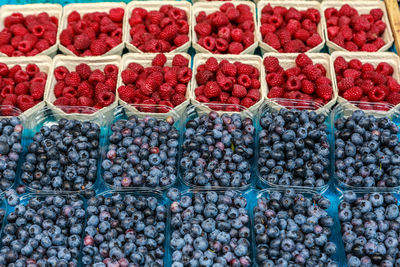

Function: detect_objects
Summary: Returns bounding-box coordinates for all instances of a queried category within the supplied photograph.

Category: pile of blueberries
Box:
[169,190,251,267]
[254,189,338,266]
[21,119,100,191]
[339,191,400,266]
[102,115,179,189]
[0,195,84,265]
[335,109,400,188]
[0,117,23,194]
[82,193,167,266]
[258,108,330,188]
[180,111,254,188]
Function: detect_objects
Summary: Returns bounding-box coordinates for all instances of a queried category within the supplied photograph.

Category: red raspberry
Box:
[232,84,247,98]
[109,8,124,23]
[205,58,219,73]
[263,32,281,50]
[77,96,94,107]
[15,82,29,96]
[337,77,354,92]
[376,62,393,76]
[3,94,17,105]
[16,95,35,111]
[175,84,187,95]
[14,70,29,83]
[296,53,313,68]
[53,96,71,106]
[266,72,284,87]
[177,67,192,84]
[387,92,400,105]
[89,69,105,84]
[121,69,138,85]
[65,72,81,87]
[343,86,363,101]
[286,76,301,91]
[284,39,306,53]
[306,34,322,47]
[368,86,386,102]
[165,70,178,86]
[30,82,44,100]
[75,63,91,80]
[361,43,378,52]
[204,81,221,98]
[171,94,186,106]
[301,80,315,94]
[267,86,284,98]
[0,31,11,46]
[221,62,237,77]
[54,66,69,81]
[0,45,14,56]
[1,85,14,98]
[96,91,115,107]
[240,97,255,108]
[334,57,348,74]
[227,96,240,105]
[77,81,94,98]
[73,34,91,50]
[343,69,361,80]
[54,81,65,98]
[195,22,212,37]
[62,86,77,98]
[172,54,189,67]
[90,39,107,56]
[316,84,332,101]
[263,56,280,73]
[303,65,322,81]
[247,89,260,101]
[174,35,189,47]
[152,54,167,67]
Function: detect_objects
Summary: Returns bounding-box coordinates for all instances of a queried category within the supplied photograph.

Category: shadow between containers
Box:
[255,99,333,194]
[331,101,400,193]
[178,103,257,191]
[20,105,106,194]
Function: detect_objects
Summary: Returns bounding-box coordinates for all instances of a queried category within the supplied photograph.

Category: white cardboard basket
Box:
[321,1,394,53]
[191,53,266,115]
[257,1,325,55]
[124,1,191,54]
[331,51,400,116]
[0,4,62,58]
[0,56,52,118]
[192,1,258,55]
[116,53,192,116]
[45,54,121,121]
[60,3,126,57]
[262,52,338,114]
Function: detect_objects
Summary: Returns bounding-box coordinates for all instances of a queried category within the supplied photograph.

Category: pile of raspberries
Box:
[0,63,46,114]
[334,56,400,109]
[325,4,387,52]
[194,57,261,110]
[60,8,124,56]
[52,63,118,112]
[260,4,323,53]
[118,54,191,113]
[266,53,333,105]
[0,12,58,56]
[194,3,255,54]
[129,5,190,53]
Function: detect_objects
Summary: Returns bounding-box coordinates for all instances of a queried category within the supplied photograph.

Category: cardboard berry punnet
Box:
[59,2,126,57]
[321,1,394,53]
[0,4,62,57]
[124,1,192,54]
[263,52,338,114]
[257,1,326,55]
[192,1,258,55]
[116,53,192,117]
[45,55,121,120]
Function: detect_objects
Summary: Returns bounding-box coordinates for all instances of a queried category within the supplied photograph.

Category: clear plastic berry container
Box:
[167,189,253,266]
[101,104,181,192]
[336,189,400,267]
[0,192,86,266]
[332,101,400,192]
[252,188,343,266]
[83,190,169,266]
[20,105,105,194]
[179,103,256,191]
[256,99,333,193]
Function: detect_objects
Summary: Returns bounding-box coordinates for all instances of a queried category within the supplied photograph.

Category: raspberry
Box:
[74,63,91,80]
[306,34,322,47]
[172,54,189,67]
[16,95,35,111]
[64,72,81,87]
[30,82,44,100]
[89,69,105,84]
[295,53,313,68]
[263,56,280,73]
[227,96,240,105]
[77,81,94,99]
[286,76,301,91]
[333,57,348,74]
[109,8,124,23]
[203,81,221,99]
[171,94,186,106]
[96,91,115,107]
[90,39,107,56]
[195,22,212,38]
[267,86,284,98]
[266,72,284,87]
[53,96,70,107]
[232,84,247,98]
[0,31,11,46]
[14,82,29,96]
[1,85,14,98]
[121,69,138,85]
[316,84,332,101]
[73,34,91,51]
[294,29,310,42]
[14,70,29,83]
[368,86,386,102]
[77,96,93,107]
[152,54,167,67]
[165,70,178,87]
[54,66,69,81]
[361,43,378,52]
[387,92,400,105]
[246,89,260,101]
[205,58,219,73]
[301,79,315,94]
[303,65,322,81]
[240,97,255,108]
[337,77,354,92]
[263,32,281,50]
[177,67,192,83]
[343,86,363,101]
[3,94,17,105]
[0,45,14,56]
[284,39,306,53]
[227,42,243,54]
[221,62,237,77]
[376,62,393,76]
